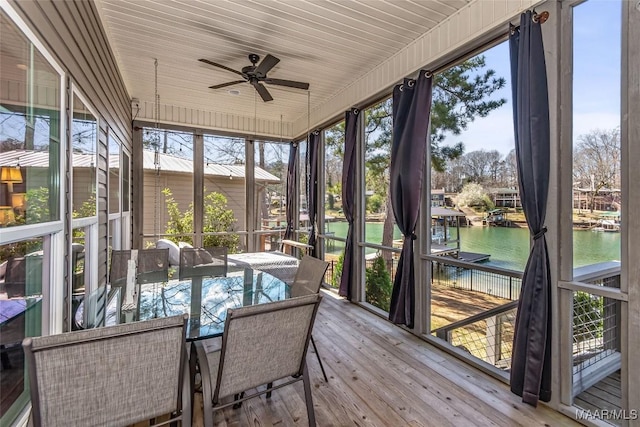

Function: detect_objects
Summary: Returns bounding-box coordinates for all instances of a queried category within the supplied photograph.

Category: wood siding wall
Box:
[142,171,247,238]
[8,0,131,289]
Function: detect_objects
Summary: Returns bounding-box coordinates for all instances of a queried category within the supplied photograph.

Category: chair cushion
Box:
[197,249,214,265]
[156,239,180,266]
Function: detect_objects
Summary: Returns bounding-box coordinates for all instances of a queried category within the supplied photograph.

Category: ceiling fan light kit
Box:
[199,53,310,102]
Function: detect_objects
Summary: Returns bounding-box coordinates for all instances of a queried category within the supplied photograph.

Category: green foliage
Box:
[573,291,603,342]
[25,187,51,224]
[431,56,506,171]
[365,256,392,312]
[72,195,97,243]
[162,188,240,253]
[327,176,335,210]
[331,251,344,288]
[0,238,42,262]
[75,195,97,218]
[0,187,49,260]
[325,56,506,174]
[366,194,384,213]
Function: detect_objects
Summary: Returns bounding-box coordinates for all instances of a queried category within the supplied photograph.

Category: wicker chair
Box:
[178,247,227,280]
[194,293,322,427]
[23,314,191,427]
[290,255,330,382]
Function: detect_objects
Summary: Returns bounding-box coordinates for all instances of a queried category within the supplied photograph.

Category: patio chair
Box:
[290,255,330,382]
[194,293,321,427]
[23,314,191,427]
[137,248,169,284]
[71,243,85,292]
[178,246,227,280]
[108,249,131,298]
[1,256,25,298]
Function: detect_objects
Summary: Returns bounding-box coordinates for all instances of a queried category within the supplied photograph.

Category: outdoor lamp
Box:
[0,166,23,192]
[11,193,26,209]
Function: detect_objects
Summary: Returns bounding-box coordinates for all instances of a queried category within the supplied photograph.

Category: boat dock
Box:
[441,251,491,263]
[430,244,491,263]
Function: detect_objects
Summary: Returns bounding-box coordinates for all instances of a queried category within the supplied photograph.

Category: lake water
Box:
[324,222,621,271]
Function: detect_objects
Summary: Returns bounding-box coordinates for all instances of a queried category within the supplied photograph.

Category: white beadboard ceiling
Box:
[93,0,529,139]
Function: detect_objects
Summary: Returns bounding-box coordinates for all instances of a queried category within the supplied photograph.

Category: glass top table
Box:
[133,268,290,341]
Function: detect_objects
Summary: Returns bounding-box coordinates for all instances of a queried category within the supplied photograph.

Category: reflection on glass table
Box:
[73,287,121,330]
[137,268,290,341]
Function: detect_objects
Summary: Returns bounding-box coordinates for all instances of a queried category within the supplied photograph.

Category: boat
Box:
[592,219,620,232]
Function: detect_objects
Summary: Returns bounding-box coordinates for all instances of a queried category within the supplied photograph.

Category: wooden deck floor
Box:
[575,371,622,426]
[193,290,579,427]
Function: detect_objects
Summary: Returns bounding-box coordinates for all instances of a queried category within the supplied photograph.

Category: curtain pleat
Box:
[509,11,552,406]
[307,131,320,256]
[388,71,433,328]
[339,109,359,299]
[284,142,298,242]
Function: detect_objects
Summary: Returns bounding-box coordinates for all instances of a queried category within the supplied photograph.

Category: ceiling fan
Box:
[199,53,310,102]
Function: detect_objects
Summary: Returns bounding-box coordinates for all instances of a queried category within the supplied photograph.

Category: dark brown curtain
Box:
[307,131,320,256]
[509,11,552,406]
[388,70,433,328]
[283,142,298,242]
[339,109,359,299]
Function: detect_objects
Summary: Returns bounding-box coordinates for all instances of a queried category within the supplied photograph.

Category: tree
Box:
[325,55,506,253]
[573,128,620,212]
[457,149,505,187]
[162,188,240,252]
[365,256,393,311]
[430,56,506,171]
[457,182,494,211]
[503,149,518,188]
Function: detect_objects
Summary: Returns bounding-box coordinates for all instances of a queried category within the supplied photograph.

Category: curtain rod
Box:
[426,10,549,78]
[291,10,549,140]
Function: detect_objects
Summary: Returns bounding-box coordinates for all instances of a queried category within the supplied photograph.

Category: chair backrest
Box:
[23,314,190,427]
[137,248,169,284]
[214,293,321,403]
[109,249,131,288]
[71,243,85,292]
[290,256,330,298]
[179,247,227,280]
[3,256,25,297]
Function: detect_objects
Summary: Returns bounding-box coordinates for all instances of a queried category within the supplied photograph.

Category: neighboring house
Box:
[431,188,446,207]
[141,150,279,237]
[573,187,621,212]
[488,188,521,208]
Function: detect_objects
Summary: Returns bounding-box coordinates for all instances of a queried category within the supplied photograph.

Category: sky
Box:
[440,0,622,157]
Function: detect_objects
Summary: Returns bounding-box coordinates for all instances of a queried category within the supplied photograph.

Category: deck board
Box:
[191,290,579,426]
[574,370,622,426]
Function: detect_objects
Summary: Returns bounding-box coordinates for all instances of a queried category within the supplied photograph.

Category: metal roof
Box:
[431,207,465,217]
[142,150,279,183]
[0,149,280,183]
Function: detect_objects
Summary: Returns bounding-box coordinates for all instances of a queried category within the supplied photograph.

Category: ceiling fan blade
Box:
[251,81,274,102]
[263,78,310,90]
[254,54,280,76]
[198,58,243,77]
[209,80,246,90]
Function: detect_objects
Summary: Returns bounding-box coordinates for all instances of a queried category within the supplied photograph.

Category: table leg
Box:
[190,276,202,333]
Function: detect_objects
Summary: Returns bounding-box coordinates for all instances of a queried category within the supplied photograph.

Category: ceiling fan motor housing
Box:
[200,52,309,102]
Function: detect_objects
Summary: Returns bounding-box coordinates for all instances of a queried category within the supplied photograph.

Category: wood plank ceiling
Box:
[94,0,471,138]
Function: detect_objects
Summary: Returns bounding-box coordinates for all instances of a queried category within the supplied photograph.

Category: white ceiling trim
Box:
[135,100,296,140]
